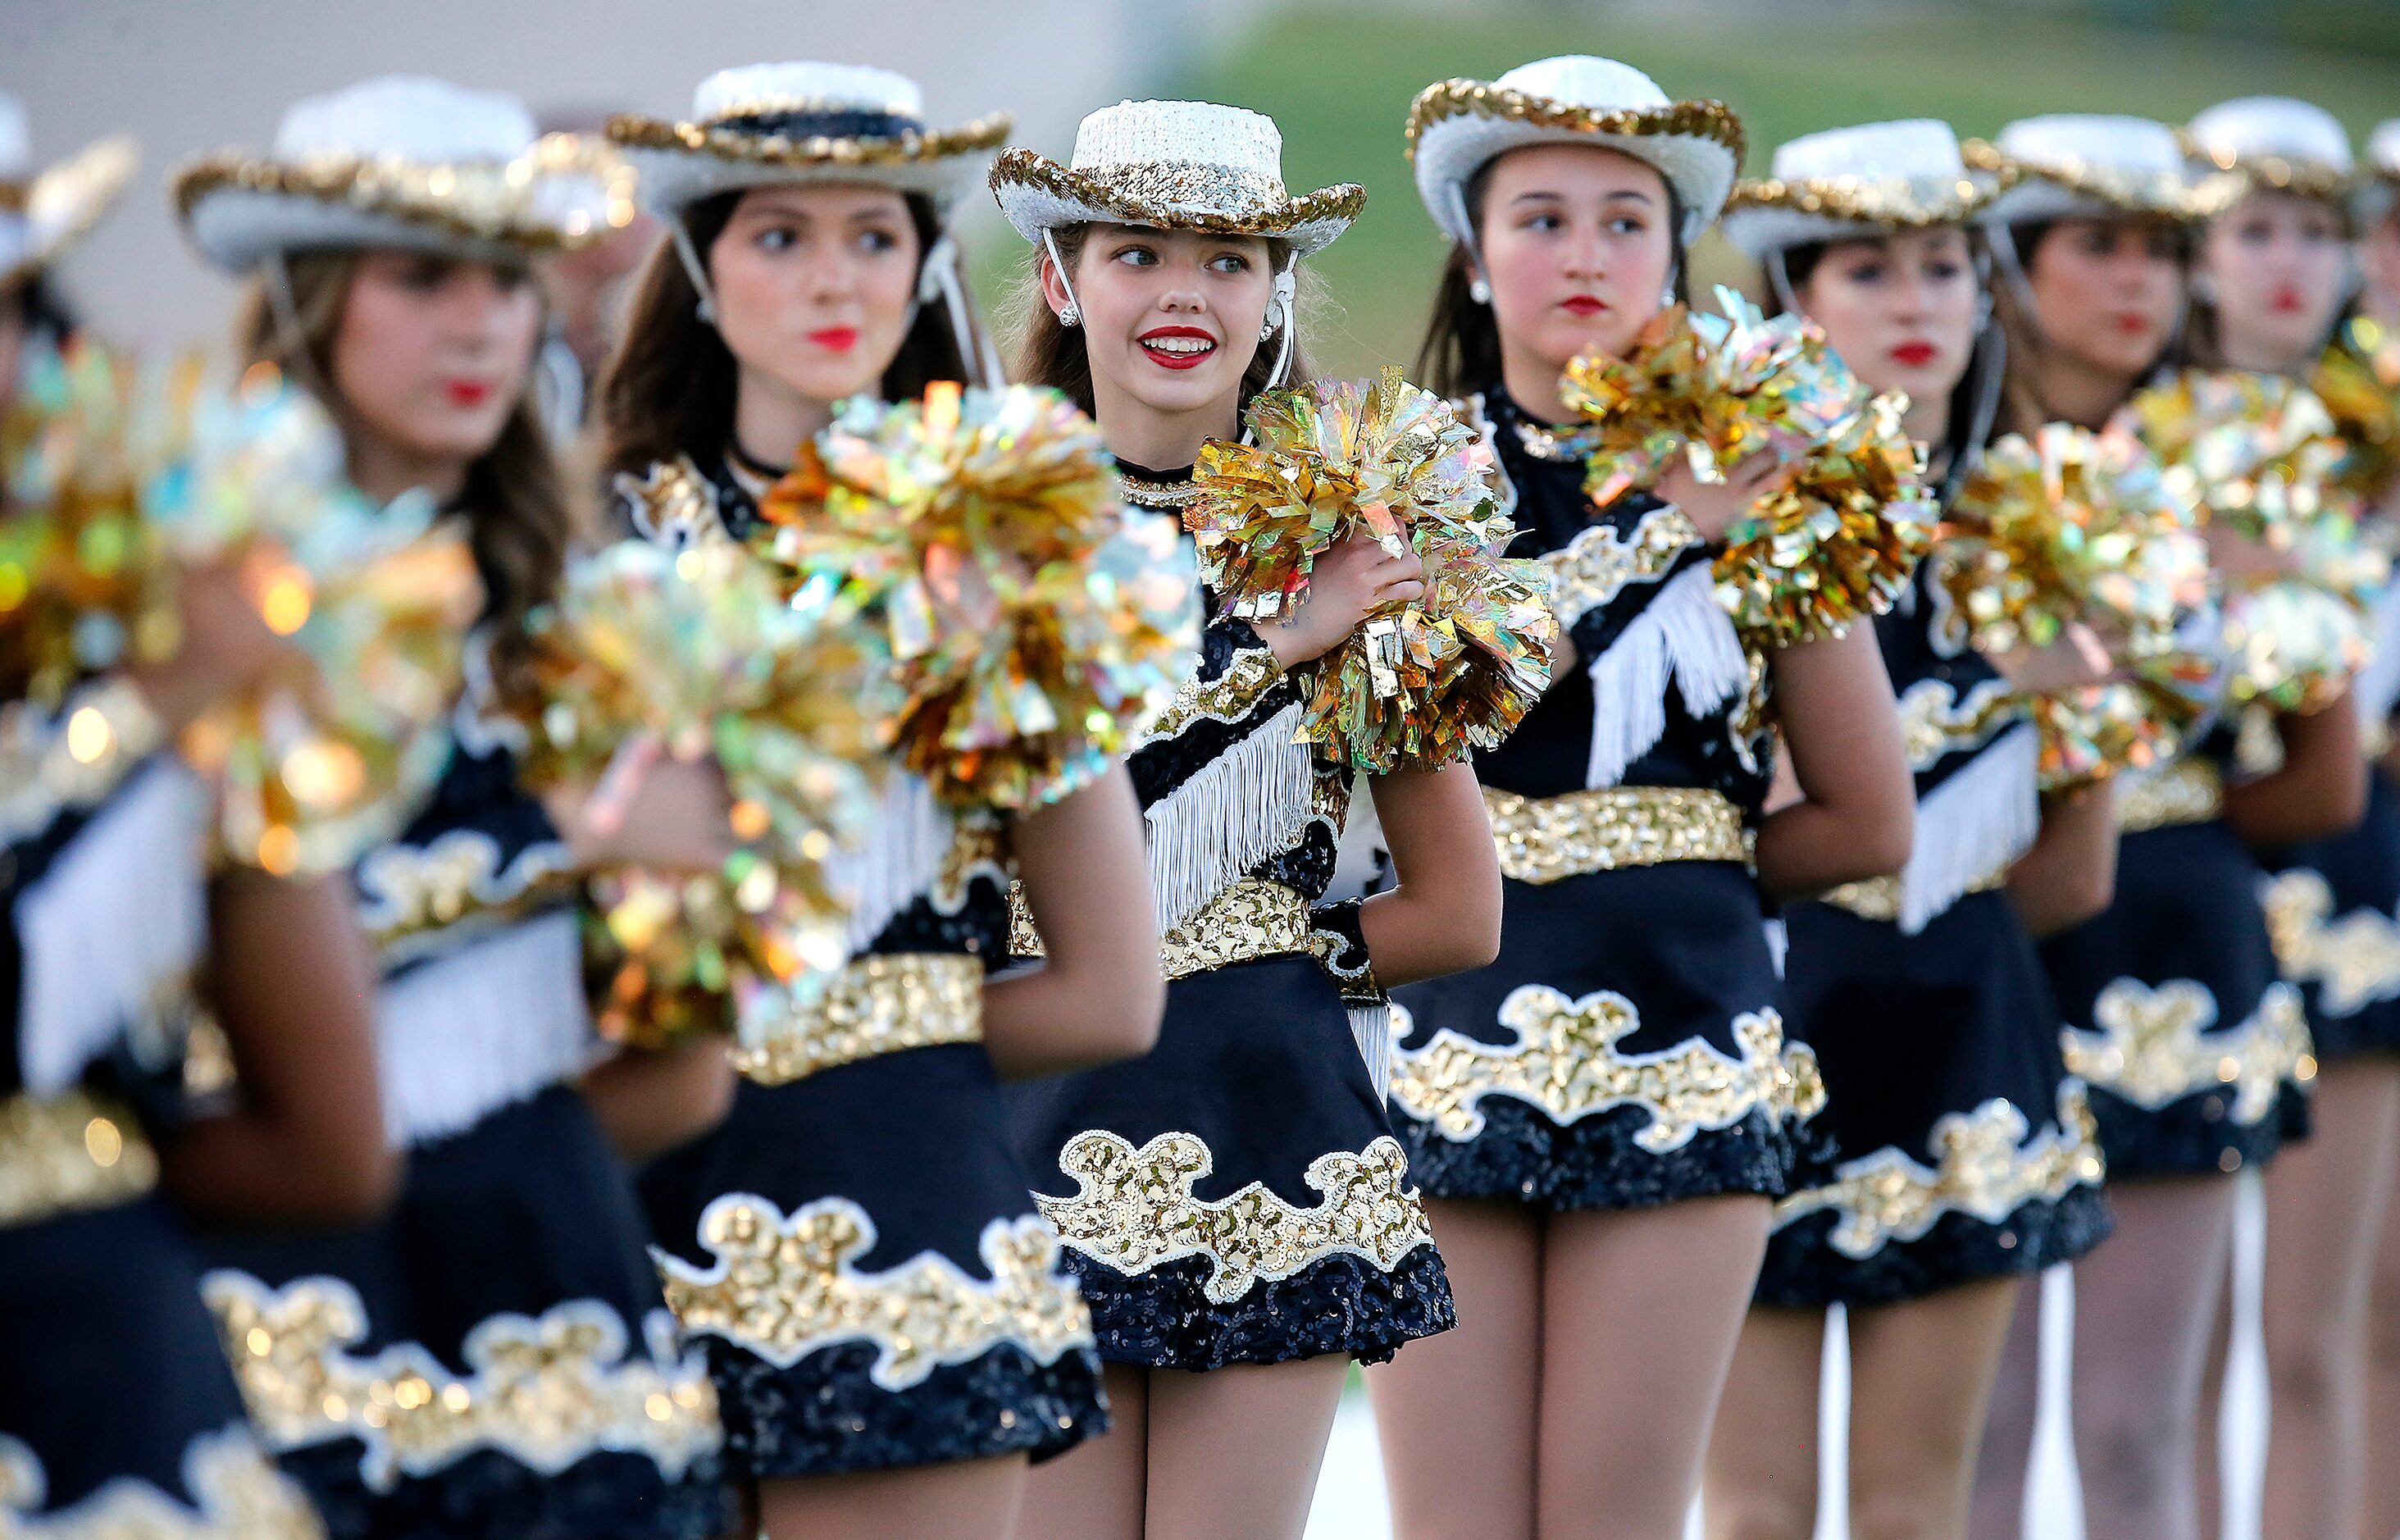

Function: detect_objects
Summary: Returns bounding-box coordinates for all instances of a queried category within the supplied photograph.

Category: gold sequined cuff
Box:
[1818,865,2007,923]
[732,953,983,1086]
[0,1088,159,1229]
[2115,758,2225,834]
[1139,644,1286,742]
[1,676,169,850]
[1012,876,1316,981]
[1537,509,1702,631]
[1484,785,1751,883]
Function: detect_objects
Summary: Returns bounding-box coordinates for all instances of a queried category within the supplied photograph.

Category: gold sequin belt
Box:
[1011,877,1316,981]
[2116,759,2225,834]
[731,953,983,1087]
[1818,866,2008,923]
[0,1088,159,1229]
[1483,786,1752,884]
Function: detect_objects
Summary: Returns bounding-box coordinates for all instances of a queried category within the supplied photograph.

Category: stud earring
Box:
[1259,305,1281,342]
[1059,303,1082,328]
[1469,276,1492,305]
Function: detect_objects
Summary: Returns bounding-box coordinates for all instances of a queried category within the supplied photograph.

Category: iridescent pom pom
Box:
[2311,317,2400,505]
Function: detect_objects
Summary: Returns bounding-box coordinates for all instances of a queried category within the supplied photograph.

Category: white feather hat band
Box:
[176,75,633,274]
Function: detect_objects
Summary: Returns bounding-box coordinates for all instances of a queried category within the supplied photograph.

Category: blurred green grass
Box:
[1151,3,2400,379]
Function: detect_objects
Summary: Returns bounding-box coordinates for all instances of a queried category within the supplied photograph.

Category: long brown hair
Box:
[1007,225,1314,427]
[235,250,575,681]
[598,189,976,482]
[1991,217,2192,435]
[1413,158,1689,402]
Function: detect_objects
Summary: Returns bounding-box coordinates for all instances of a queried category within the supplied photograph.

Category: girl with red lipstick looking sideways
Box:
[2180,97,2400,1540]
[176,75,740,1539]
[990,98,1497,1540]
[601,62,1165,1540]
[1366,57,1914,1540]
[1703,118,2117,1540]
[1963,114,2364,1540]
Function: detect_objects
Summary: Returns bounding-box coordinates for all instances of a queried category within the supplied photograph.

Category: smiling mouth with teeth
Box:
[1138,329,1219,370]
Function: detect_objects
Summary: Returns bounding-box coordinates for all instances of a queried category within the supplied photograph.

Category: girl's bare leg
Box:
[1537,1196,1773,1540]
[1702,1304,1825,1540]
[1012,1362,1148,1540]
[757,1453,1029,1540]
[2070,1174,2240,1540]
[1141,1355,1350,1540]
[1368,1197,1544,1540]
[1846,1277,2025,1540]
[1968,1270,2047,1540]
[2367,1114,2400,1540]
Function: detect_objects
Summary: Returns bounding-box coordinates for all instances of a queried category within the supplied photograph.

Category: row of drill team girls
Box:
[6,43,2399,1540]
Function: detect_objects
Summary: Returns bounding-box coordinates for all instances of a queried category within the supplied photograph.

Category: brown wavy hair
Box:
[598,190,979,485]
[1990,218,2191,435]
[1008,225,1313,425]
[235,251,575,681]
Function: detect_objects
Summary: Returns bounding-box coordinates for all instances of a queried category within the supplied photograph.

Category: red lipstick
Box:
[444,380,491,408]
[1889,340,1938,367]
[2270,286,2305,314]
[2112,313,2153,338]
[1561,295,1608,317]
[807,326,861,352]
[1137,325,1217,371]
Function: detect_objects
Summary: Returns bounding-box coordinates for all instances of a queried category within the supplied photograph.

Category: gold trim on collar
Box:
[1483,785,1751,884]
[731,953,983,1087]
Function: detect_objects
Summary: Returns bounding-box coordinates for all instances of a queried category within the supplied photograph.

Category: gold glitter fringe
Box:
[1961,138,2237,221]
[1482,785,1751,885]
[657,1194,1092,1387]
[2062,978,2314,1122]
[0,1089,157,1230]
[988,148,1364,237]
[1728,168,2003,227]
[1041,1132,1434,1305]
[173,139,634,250]
[2180,133,2354,206]
[610,111,1012,171]
[730,952,982,1087]
[2261,868,2400,1021]
[1405,80,1744,163]
[1390,993,1824,1151]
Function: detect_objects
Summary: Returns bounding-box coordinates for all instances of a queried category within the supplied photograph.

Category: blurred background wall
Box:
[8,0,2400,362]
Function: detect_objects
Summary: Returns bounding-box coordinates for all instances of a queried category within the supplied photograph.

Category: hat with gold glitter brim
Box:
[1722,119,2000,262]
[611,62,1011,221]
[0,94,138,289]
[1408,56,1742,248]
[2183,96,2354,211]
[2358,119,2400,228]
[175,75,635,276]
[990,99,1363,258]
[1970,114,2238,229]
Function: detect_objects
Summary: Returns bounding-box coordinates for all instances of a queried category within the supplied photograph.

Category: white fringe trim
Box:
[14,762,208,1097]
[827,773,954,954]
[1897,723,2040,934]
[376,912,594,1149]
[1349,1002,1393,1102]
[1584,564,1749,791]
[1144,701,1314,932]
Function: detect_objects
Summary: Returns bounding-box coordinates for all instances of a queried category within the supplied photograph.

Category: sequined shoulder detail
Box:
[1896,677,2022,772]
[0,1428,323,1539]
[1390,992,1823,1150]
[203,1273,721,1488]
[1537,508,1703,630]
[1040,1132,1435,1305]
[614,457,726,550]
[357,827,576,959]
[655,1193,1094,1383]
[1136,645,1286,744]
[1773,1085,2105,1260]
[2061,979,2313,1121]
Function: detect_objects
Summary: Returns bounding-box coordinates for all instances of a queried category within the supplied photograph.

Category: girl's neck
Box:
[346,426,470,508]
[1499,343,1576,426]
[2035,347,2141,431]
[1900,392,1947,444]
[1093,381,1241,473]
[733,370,836,472]
[2215,328,2310,378]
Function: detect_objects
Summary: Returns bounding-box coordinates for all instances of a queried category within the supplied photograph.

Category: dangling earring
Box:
[1059,303,1082,328]
[1469,276,1492,305]
[2189,271,2218,304]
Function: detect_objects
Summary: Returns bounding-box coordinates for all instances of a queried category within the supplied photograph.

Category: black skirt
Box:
[1759,893,2113,1307]
[0,1195,322,1534]
[1387,860,1814,1211]
[2041,819,2313,1180]
[202,1085,732,1540]
[2259,769,2400,1059]
[640,1041,1107,1480]
[1009,953,1455,1372]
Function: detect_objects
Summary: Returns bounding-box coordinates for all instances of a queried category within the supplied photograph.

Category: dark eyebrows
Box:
[1506,187,1655,209]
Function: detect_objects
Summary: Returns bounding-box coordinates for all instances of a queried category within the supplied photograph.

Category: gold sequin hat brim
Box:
[1719,170,2008,262]
[174,133,638,276]
[1966,138,2240,228]
[1408,75,1744,247]
[0,135,138,289]
[988,147,1364,258]
[608,110,1013,219]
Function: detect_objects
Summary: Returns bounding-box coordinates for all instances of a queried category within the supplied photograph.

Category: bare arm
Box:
[580,1037,735,1163]
[2005,782,2119,938]
[2224,692,2369,848]
[1361,760,1502,986]
[1755,625,1915,900]
[167,872,398,1224]
[982,766,1164,1079]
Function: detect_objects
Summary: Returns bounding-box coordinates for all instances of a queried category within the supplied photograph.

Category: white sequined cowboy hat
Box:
[989,98,1362,258]
[175,75,632,274]
[1721,119,1995,262]
[0,93,137,289]
[2359,119,2400,228]
[1407,56,1743,248]
[1970,114,2236,230]
[2185,96,2353,208]
[609,62,1011,221]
